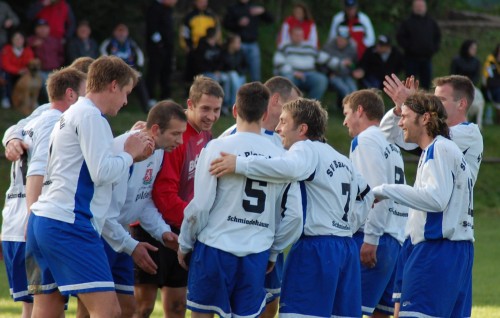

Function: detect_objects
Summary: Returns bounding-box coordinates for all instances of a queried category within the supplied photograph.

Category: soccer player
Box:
[210,98,374,318]
[25,56,153,318]
[342,89,408,318]
[1,67,86,318]
[372,92,474,318]
[177,82,303,318]
[131,75,223,318]
[76,101,187,318]
[218,75,301,318]
[381,74,483,317]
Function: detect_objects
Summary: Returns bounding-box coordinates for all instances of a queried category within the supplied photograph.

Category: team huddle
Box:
[1,55,483,318]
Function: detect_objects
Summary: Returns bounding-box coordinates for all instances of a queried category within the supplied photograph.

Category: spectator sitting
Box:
[327,0,375,60]
[66,20,99,64]
[273,26,328,101]
[100,23,150,113]
[1,31,35,108]
[322,29,360,108]
[451,39,484,128]
[358,35,404,89]
[28,19,65,104]
[221,33,247,108]
[277,2,318,49]
[482,43,500,123]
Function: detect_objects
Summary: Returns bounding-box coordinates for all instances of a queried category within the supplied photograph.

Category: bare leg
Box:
[78,291,121,318]
[160,286,186,318]
[191,313,214,318]
[133,284,157,318]
[31,292,66,318]
[20,302,33,318]
[260,298,278,318]
[372,310,390,318]
[393,302,400,318]
[76,297,90,318]
[117,293,137,318]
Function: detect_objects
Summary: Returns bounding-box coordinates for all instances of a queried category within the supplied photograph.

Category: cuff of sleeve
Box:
[179,245,192,255]
[269,251,279,262]
[391,107,402,117]
[372,185,388,200]
[123,238,140,256]
[120,152,134,167]
[364,234,380,245]
[235,157,246,175]
[153,224,172,244]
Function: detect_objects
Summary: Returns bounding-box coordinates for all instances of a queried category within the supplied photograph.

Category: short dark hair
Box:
[343,89,385,121]
[264,76,302,101]
[236,82,270,122]
[283,98,328,141]
[404,92,450,139]
[46,68,87,102]
[146,100,187,133]
[432,75,475,111]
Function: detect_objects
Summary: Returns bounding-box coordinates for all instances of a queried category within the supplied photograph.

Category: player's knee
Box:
[168,299,186,315]
[135,305,155,318]
[120,301,136,318]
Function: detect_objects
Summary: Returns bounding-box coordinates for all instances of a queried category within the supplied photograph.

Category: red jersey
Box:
[1,45,34,75]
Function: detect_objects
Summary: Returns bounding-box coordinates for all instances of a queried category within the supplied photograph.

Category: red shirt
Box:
[1,45,34,75]
[152,121,212,230]
[36,0,70,39]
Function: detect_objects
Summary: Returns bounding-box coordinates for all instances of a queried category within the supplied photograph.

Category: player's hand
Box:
[131,120,146,131]
[132,242,158,275]
[209,152,237,177]
[360,242,377,268]
[5,139,29,161]
[383,74,416,114]
[162,231,179,251]
[266,261,275,274]
[178,249,190,271]
[124,131,154,162]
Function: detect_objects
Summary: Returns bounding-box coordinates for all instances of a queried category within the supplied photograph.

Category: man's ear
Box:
[110,80,118,92]
[232,104,237,118]
[150,124,159,137]
[298,123,309,137]
[187,99,194,110]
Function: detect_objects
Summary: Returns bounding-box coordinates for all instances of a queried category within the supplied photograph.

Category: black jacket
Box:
[397,13,441,59]
[146,1,175,50]
[223,1,273,43]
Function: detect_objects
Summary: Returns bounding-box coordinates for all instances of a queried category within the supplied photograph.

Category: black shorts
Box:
[130,225,188,288]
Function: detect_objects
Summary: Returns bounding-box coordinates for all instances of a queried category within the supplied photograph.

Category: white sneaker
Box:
[1,97,10,109]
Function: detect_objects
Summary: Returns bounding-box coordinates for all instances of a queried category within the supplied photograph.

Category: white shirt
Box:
[350,126,408,245]
[380,108,483,185]
[235,139,374,237]
[179,132,303,262]
[2,103,51,146]
[1,108,60,241]
[30,97,133,234]
[219,124,283,148]
[101,131,172,255]
[372,136,474,244]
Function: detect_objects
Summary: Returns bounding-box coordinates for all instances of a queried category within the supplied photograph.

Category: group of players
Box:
[1,53,483,318]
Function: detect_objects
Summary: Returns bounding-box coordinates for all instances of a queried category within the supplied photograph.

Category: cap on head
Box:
[377,35,391,46]
[36,19,49,27]
[344,0,357,7]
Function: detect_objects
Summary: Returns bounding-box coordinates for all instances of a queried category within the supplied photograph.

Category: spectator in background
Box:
[277,2,318,49]
[1,31,34,109]
[100,23,150,113]
[223,0,273,82]
[0,1,20,49]
[28,19,64,103]
[451,39,484,128]
[221,33,247,109]
[327,0,375,61]
[180,0,221,82]
[27,0,76,42]
[66,20,99,63]
[483,44,500,123]
[322,29,361,108]
[397,0,441,90]
[273,26,328,101]
[146,0,177,105]
[358,34,404,89]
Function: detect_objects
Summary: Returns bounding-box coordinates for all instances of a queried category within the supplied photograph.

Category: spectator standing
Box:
[221,33,247,109]
[1,31,35,109]
[277,2,318,49]
[358,35,404,89]
[322,29,360,107]
[66,20,99,63]
[223,0,273,81]
[396,0,441,90]
[273,26,328,101]
[0,1,20,49]
[100,23,150,113]
[146,0,177,105]
[27,0,76,42]
[483,44,500,123]
[327,0,375,60]
[451,39,484,128]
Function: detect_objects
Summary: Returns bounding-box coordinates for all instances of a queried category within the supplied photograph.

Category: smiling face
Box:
[398,105,424,144]
[154,118,187,152]
[276,110,303,150]
[187,94,222,131]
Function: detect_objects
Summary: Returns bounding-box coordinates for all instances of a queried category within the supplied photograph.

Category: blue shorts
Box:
[25,213,115,296]
[264,252,284,303]
[186,241,268,318]
[2,241,33,302]
[102,239,134,295]
[353,232,400,315]
[393,238,413,302]
[400,240,473,318]
[279,235,361,318]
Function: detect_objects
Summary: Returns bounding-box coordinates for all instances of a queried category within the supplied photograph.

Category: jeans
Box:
[226,71,246,107]
[284,71,328,101]
[241,42,261,82]
[329,75,358,100]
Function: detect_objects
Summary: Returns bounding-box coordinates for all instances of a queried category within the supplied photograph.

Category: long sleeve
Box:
[138,201,172,245]
[359,13,375,48]
[269,182,303,261]
[235,140,318,183]
[178,147,216,254]
[379,108,419,152]
[349,170,374,234]
[327,13,342,43]
[2,104,51,147]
